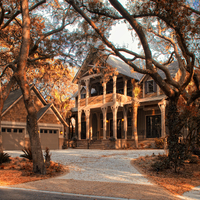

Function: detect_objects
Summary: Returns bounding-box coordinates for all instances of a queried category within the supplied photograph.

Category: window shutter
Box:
[145,81,148,94]
[153,81,157,93]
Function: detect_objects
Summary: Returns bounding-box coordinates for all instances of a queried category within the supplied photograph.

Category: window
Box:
[49,130,52,134]
[145,80,156,94]
[40,129,43,133]
[14,129,18,133]
[81,93,86,99]
[54,130,57,134]
[44,129,48,133]
[19,129,23,133]
[7,128,11,132]
[2,128,6,132]
[127,88,132,97]
[128,118,132,127]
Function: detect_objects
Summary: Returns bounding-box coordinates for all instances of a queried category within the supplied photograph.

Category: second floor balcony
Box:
[79,93,132,108]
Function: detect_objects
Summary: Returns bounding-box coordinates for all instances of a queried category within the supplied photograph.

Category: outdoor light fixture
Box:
[122,118,124,122]
[106,120,109,123]
[60,131,63,135]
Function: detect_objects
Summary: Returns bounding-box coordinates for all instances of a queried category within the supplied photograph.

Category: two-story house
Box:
[68,52,179,149]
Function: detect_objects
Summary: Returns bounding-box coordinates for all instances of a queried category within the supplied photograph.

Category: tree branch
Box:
[0,1,4,26]
[0,63,17,78]
[0,0,46,30]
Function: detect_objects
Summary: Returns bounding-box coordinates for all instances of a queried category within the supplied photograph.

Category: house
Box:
[1,85,68,150]
[68,51,179,149]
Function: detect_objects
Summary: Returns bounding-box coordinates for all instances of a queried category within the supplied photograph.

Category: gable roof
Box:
[37,103,68,127]
[106,56,143,81]
[139,61,179,84]
[73,50,143,84]
[2,85,68,127]
[2,88,23,114]
[2,85,47,116]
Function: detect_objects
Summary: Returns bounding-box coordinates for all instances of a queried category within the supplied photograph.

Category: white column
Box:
[84,108,90,140]
[89,113,93,139]
[113,76,117,103]
[78,81,81,108]
[123,105,128,139]
[123,77,127,102]
[158,100,166,138]
[103,78,106,104]
[84,79,90,106]
[111,104,118,140]
[101,106,107,140]
[132,99,140,148]
[78,110,82,140]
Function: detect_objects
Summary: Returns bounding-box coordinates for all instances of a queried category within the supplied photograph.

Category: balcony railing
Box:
[79,93,132,107]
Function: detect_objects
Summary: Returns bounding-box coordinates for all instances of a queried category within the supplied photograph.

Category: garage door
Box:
[2,128,25,150]
[40,129,59,150]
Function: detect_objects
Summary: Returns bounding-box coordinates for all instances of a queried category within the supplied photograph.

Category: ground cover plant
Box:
[132,154,200,195]
[0,156,68,186]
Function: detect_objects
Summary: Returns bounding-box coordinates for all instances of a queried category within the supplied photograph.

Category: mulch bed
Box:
[0,157,68,186]
[131,155,200,195]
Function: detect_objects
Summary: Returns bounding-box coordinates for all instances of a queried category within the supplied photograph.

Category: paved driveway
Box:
[6,149,183,199]
[7,149,164,185]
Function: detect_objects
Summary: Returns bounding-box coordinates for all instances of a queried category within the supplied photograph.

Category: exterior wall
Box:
[38,110,62,125]
[2,92,44,123]
[2,98,27,122]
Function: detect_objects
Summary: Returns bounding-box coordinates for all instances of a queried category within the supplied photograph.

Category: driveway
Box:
[5,149,180,200]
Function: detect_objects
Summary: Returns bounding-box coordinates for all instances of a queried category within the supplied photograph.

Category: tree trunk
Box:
[15,0,45,174]
[167,100,179,158]
[166,99,184,172]
[26,100,46,174]
[0,87,4,153]
[0,112,3,154]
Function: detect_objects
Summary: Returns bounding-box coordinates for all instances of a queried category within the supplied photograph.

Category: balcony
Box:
[79,93,132,108]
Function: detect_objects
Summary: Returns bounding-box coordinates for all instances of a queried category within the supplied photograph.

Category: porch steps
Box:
[76,140,104,149]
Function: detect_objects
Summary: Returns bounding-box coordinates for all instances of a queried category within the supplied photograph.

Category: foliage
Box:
[20,147,32,161]
[0,152,11,164]
[44,147,51,168]
[109,136,116,142]
[151,154,170,172]
[154,138,164,149]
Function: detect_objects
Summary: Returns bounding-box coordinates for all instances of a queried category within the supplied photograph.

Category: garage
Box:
[2,127,25,150]
[40,129,59,150]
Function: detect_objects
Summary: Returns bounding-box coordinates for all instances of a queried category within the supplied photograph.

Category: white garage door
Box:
[2,128,25,150]
[40,129,59,150]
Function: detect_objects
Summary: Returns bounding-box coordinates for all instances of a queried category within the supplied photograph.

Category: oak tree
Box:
[65,0,200,164]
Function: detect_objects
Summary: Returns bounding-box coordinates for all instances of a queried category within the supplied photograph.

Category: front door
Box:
[81,121,86,139]
[146,115,161,138]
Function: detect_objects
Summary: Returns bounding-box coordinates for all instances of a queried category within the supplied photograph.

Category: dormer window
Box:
[145,80,157,94]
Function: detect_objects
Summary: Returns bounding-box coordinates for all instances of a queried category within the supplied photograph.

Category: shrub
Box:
[155,138,164,149]
[151,154,170,172]
[109,136,116,142]
[188,154,199,164]
[20,147,32,161]
[0,152,11,164]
